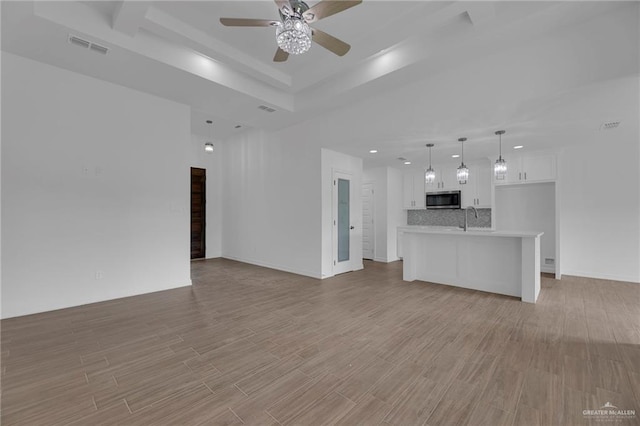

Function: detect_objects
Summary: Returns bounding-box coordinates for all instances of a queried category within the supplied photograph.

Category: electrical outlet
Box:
[95,270,104,280]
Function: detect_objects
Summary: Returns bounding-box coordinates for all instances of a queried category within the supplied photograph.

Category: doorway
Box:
[190,167,206,259]
[362,183,374,260]
[333,171,354,275]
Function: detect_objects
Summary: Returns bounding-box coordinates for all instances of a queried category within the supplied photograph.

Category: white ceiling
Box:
[2,1,638,168]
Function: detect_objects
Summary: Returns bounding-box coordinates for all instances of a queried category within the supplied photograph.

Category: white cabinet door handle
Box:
[524,172,527,180]
[519,172,522,180]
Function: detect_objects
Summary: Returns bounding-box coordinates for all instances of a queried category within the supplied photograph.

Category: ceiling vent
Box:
[601,121,621,130]
[397,157,407,161]
[68,34,109,55]
[257,105,276,113]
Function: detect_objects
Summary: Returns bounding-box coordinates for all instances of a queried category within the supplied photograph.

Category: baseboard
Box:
[222,255,322,279]
[1,279,193,320]
[373,256,401,263]
[561,270,640,284]
[541,266,555,274]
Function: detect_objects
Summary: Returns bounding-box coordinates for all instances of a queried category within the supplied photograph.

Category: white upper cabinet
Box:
[403,170,426,209]
[521,154,557,182]
[434,165,457,190]
[494,152,557,185]
[461,162,491,208]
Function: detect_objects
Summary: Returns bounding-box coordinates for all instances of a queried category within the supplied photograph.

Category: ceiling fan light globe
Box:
[275,17,312,55]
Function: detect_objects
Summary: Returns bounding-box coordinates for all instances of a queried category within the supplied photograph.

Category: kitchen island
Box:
[399,226,543,303]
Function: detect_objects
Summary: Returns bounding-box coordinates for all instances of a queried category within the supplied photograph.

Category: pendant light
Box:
[456,137,469,184]
[204,120,214,153]
[425,143,435,185]
[494,130,507,180]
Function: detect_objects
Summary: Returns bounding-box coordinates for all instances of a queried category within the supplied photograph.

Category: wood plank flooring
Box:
[1,259,639,425]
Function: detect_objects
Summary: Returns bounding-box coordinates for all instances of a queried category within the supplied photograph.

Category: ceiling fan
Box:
[220,0,362,62]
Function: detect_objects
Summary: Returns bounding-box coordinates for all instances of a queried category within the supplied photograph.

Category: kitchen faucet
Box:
[462,206,478,232]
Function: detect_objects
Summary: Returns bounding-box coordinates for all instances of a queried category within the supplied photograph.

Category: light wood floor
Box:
[2,259,639,425]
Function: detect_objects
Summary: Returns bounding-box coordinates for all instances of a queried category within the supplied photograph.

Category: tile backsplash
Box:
[407,208,491,228]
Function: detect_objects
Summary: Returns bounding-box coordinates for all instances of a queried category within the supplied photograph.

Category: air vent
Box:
[89,43,109,55]
[68,34,109,55]
[397,157,407,161]
[69,35,90,49]
[601,121,620,130]
[544,258,555,265]
[257,105,276,113]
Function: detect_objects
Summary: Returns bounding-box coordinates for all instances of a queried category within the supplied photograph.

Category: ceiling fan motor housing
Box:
[279,0,310,20]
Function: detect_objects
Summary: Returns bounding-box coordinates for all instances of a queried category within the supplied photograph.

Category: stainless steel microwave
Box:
[426,190,461,209]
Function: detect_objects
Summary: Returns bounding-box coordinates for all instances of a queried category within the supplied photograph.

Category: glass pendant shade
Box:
[494,157,507,180]
[494,130,507,180]
[425,167,435,184]
[204,120,214,153]
[425,143,436,185]
[276,17,311,54]
[456,137,468,184]
[457,164,469,184]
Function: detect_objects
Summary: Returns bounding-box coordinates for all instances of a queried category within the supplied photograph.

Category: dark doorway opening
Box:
[190,167,206,259]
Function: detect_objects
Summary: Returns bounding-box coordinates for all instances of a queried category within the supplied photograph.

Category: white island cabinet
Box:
[399,226,543,303]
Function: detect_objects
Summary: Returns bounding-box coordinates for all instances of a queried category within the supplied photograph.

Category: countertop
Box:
[398,225,543,238]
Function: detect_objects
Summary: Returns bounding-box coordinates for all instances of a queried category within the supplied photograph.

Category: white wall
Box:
[363,166,405,263]
[189,134,222,258]
[363,167,387,262]
[559,125,640,282]
[495,183,556,273]
[321,148,363,277]
[221,129,322,278]
[386,167,405,262]
[1,52,192,318]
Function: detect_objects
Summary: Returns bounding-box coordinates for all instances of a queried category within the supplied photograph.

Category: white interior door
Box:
[333,171,354,275]
[362,183,374,260]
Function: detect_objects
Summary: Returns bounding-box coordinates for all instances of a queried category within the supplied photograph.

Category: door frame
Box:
[332,170,355,275]
[362,182,375,261]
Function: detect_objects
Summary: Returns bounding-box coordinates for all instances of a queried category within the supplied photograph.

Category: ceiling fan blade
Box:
[273,47,289,62]
[219,18,279,27]
[303,0,362,23]
[312,28,351,56]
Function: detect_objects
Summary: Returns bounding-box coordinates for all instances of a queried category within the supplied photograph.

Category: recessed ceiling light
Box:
[514,145,524,149]
[369,149,378,154]
[404,161,411,165]
[451,154,460,158]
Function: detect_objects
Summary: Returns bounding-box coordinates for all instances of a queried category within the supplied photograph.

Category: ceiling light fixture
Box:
[494,130,507,180]
[425,143,435,185]
[514,145,523,150]
[276,15,312,55]
[204,120,214,153]
[456,137,469,184]
[451,154,460,158]
[404,161,411,165]
[220,1,360,62]
[369,149,378,154]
